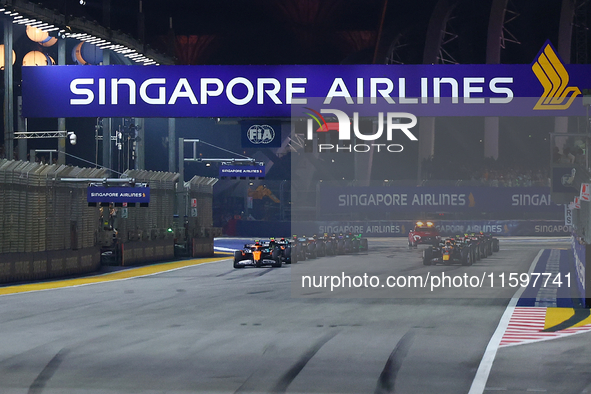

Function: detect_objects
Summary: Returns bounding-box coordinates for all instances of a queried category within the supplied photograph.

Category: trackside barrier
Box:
[0,160,218,282]
[0,247,100,284]
[0,159,105,283]
[570,193,591,308]
[571,232,591,308]
[120,239,175,267]
[232,220,572,238]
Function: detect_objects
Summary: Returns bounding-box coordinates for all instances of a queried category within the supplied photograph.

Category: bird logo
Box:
[532,42,581,110]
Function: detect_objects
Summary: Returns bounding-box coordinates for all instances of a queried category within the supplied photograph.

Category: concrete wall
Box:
[0,246,101,284]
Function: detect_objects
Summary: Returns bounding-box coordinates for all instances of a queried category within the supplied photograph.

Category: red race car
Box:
[408,221,440,247]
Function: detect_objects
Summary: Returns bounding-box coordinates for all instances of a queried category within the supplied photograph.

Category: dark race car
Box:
[321,233,338,256]
[303,235,318,258]
[233,241,282,268]
[468,232,499,258]
[491,234,500,252]
[292,235,308,261]
[353,234,369,252]
[269,237,296,264]
[423,237,473,266]
[334,232,352,254]
[480,232,500,253]
[408,221,440,247]
[468,233,488,260]
[316,233,334,256]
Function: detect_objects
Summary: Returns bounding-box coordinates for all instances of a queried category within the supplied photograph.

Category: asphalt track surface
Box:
[0,237,589,394]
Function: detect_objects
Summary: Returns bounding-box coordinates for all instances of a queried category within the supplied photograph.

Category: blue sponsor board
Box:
[87,186,150,203]
[219,165,265,178]
[291,220,572,237]
[241,122,281,148]
[319,186,562,213]
[19,43,591,118]
[230,220,571,238]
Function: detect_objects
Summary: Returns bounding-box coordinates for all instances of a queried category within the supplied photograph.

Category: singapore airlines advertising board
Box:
[22,42,587,118]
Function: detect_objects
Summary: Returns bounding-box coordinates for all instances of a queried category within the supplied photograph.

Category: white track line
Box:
[467,248,544,394]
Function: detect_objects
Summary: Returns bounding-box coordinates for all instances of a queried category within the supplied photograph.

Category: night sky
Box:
[30,0,577,65]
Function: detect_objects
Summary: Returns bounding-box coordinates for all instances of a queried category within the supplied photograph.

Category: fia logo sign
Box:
[247,125,275,144]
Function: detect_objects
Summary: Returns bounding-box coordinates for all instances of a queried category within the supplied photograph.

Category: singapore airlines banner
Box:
[318,186,563,213]
[21,42,590,118]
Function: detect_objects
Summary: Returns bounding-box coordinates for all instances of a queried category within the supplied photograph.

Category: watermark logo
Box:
[532,43,581,110]
[246,124,276,144]
[303,108,417,153]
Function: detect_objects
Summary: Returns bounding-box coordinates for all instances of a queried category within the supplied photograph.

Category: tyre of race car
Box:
[487,241,493,256]
[233,251,244,269]
[317,244,325,257]
[300,248,307,261]
[423,247,433,266]
[350,240,358,253]
[348,240,354,252]
[285,247,293,264]
[493,239,500,252]
[474,244,480,261]
[461,248,472,266]
[470,245,476,264]
[480,244,487,259]
[362,238,368,251]
[272,249,282,267]
[337,241,345,255]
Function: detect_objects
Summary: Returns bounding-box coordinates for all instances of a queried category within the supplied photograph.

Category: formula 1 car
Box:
[269,237,296,264]
[423,237,473,266]
[335,233,352,254]
[331,232,364,254]
[311,235,326,257]
[354,234,369,252]
[316,233,333,256]
[491,235,500,252]
[408,221,440,247]
[324,233,341,256]
[480,232,500,253]
[468,233,489,259]
[468,232,499,258]
[302,235,318,259]
[292,235,310,260]
[233,241,282,268]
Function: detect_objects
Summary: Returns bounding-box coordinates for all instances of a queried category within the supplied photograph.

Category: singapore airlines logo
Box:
[532,43,581,110]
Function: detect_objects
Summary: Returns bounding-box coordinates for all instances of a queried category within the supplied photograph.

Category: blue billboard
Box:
[318,186,563,213]
[219,165,265,178]
[291,220,571,237]
[87,186,150,203]
[20,43,591,118]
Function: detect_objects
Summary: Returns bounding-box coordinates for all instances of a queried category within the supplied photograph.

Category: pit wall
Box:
[0,160,106,284]
[0,161,218,283]
[0,247,100,284]
[120,239,175,266]
[231,220,572,238]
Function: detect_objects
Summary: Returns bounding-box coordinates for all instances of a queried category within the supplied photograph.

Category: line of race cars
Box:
[233,233,369,268]
[408,220,500,266]
[232,221,499,268]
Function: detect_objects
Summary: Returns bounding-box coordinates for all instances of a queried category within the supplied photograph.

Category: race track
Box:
[0,237,589,394]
